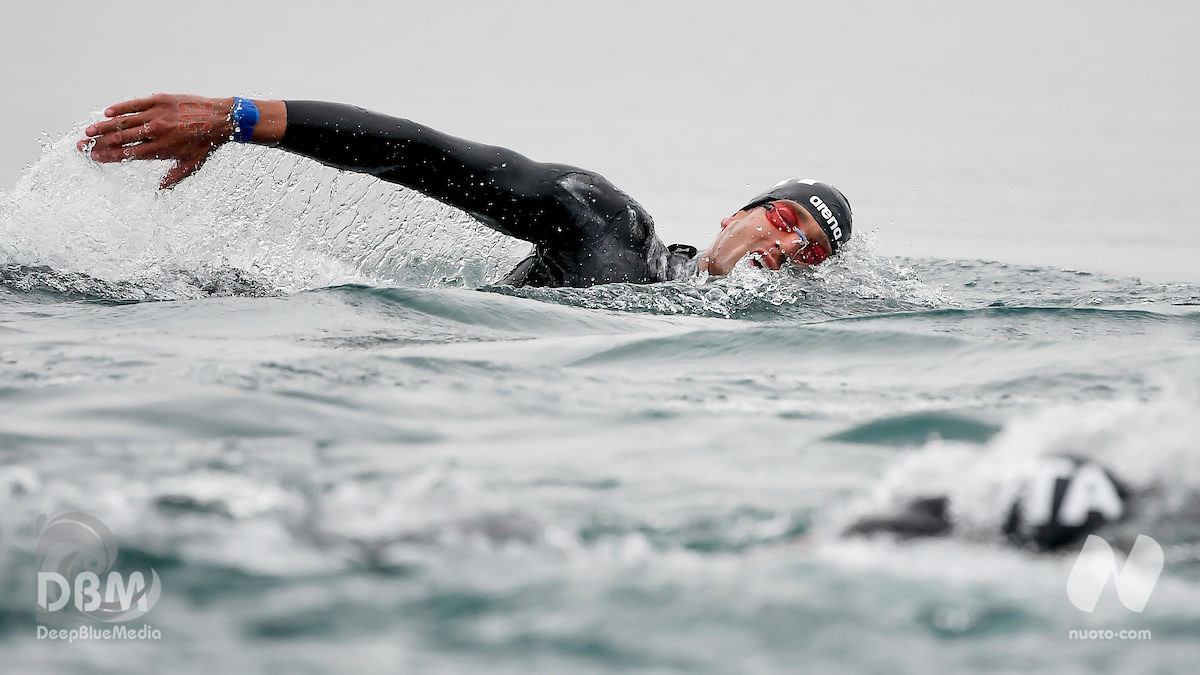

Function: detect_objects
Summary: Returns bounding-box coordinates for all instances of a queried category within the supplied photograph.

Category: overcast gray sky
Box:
[4,0,1198,280]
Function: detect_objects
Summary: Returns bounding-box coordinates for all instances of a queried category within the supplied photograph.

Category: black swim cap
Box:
[741,179,853,254]
[1002,455,1131,551]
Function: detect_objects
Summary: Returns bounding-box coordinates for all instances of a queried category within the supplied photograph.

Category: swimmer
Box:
[77,95,852,288]
[845,455,1133,551]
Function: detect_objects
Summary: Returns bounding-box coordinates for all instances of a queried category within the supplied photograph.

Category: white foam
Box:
[823,385,1200,542]
[0,126,525,294]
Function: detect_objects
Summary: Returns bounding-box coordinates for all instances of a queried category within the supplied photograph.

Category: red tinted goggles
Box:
[762,201,829,265]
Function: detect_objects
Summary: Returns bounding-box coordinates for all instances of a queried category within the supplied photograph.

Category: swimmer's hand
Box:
[77,94,285,189]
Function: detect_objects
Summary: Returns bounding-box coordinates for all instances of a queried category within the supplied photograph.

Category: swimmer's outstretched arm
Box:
[80,94,578,245]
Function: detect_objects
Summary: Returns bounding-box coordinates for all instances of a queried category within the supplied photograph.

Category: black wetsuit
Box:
[278,101,699,288]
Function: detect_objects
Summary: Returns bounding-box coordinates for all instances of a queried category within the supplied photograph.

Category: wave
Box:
[0,262,275,302]
[569,303,1200,368]
[1,127,947,318]
[821,391,1200,549]
[492,230,947,320]
[914,259,1200,309]
[571,323,966,368]
[0,128,526,295]
[5,127,1200,324]
[315,284,723,337]
[824,412,1002,446]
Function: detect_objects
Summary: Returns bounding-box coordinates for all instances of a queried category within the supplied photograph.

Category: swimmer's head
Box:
[1003,455,1131,551]
[699,179,853,276]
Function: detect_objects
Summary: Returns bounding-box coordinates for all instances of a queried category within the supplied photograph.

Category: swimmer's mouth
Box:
[748,249,783,270]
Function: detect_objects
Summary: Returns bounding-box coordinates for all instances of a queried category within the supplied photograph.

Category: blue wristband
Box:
[230,97,260,143]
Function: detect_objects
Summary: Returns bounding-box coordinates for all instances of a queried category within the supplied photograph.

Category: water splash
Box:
[0,126,526,297]
[0,129,951,315]
[491,231,946,320]
[823,388,1200,547]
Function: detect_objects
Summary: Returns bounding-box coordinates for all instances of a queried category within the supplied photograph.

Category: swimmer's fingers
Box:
[77,123,156,154]
[103,95,163,118]
[89,140,169,163]
[77,94,225,186]
[86,122,161,152]
[78,97,166,152]
[160,155,207,190]
[85,111,154,138]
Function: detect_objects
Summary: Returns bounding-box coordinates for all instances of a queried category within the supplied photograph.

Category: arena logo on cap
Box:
[809,195,843,241]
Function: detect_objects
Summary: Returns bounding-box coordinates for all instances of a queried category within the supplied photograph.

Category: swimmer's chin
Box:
[699,250,778,275]
[697,249,739,276]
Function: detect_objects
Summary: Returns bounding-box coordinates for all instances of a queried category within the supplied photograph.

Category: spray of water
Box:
[493,230,946,320]
[822,387,1200,548]
[2,125,947,317]
[0,125,526,298]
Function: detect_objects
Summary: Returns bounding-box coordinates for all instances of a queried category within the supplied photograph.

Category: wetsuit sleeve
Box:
[277,100,572,245]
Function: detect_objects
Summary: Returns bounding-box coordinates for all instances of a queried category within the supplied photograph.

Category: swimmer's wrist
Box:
[229,97,259,142]
[223,98,287,145]
[210,97,236,144]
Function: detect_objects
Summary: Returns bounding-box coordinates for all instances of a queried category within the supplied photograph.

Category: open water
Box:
[1,130,1199,673]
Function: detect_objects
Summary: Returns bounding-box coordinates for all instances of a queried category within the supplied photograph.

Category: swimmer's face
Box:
[698,200,832,276]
